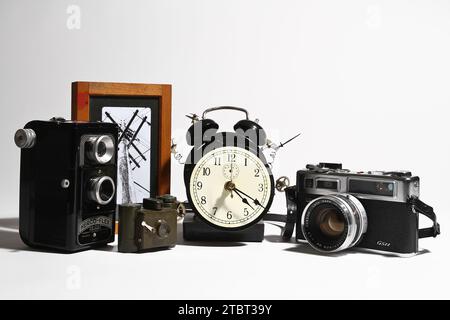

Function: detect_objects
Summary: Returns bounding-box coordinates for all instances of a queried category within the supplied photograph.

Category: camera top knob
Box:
[318,162,342,170]
[306,163,344,173]
[368,171,384,175]
[14,128,36,149]
[49,117,66,122]
[157,194,177,204]
[143,198,163,211]
[385,171,412,178]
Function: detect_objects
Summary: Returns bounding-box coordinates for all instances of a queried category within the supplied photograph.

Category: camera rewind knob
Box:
[14,129,36,149]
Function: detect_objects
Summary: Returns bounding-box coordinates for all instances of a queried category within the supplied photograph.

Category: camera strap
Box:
[281,186,297,240]
[262,186,297,240]
[409,197,441,238]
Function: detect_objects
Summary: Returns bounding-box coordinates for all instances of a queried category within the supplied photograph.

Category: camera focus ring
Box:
[334,194,368,249]
[301,194,367,253]
[86,135,115,164]
[88,176,116,205]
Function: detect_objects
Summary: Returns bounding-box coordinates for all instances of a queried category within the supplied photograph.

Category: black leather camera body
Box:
[285,163,440,256]
[15,118,118,252]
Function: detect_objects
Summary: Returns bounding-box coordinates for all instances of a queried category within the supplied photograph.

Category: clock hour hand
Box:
[232,190,255,210]
[234,187,266,209]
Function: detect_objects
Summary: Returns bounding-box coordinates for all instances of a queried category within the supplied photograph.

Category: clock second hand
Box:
[230,163,234,198]
[234,187,266,209]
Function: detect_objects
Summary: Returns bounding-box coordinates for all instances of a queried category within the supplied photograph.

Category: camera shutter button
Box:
[385,171,412,177]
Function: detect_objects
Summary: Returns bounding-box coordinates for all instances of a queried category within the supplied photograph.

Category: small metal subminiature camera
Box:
[284,162,440,256]
[118,195,181,253]
[15,117,118,252]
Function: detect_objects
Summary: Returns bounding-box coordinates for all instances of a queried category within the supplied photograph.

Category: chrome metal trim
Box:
[301,194,367,253]
[14,128,36,149]
[86,135,115,164]
[303,174,419,203]
[337,194,368,248]
[315,178,340,191]
[88,176,116,205]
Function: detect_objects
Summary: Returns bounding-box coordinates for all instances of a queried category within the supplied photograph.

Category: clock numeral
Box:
[227,211,233,219]
[244,208,249,216]
[201,196,207,205]
[202,167,211,176]
[227,154,236,162]
[214,157,221,166]
[258,183,264,192]
[244,158,248,166]
[254,169,260,177]
[196,181,203,190]
[212,207,218,215]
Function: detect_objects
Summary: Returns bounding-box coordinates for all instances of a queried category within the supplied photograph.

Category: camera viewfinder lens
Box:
[86,135,115,164]
[97,141,107,157]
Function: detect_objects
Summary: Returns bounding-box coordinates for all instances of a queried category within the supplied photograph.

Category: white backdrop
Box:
[0,0,449,299]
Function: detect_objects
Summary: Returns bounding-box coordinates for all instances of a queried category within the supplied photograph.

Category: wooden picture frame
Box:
[71,81,171,198]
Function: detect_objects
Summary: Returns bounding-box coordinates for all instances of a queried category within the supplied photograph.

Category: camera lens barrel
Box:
[301,194,367,253]
[88,176,116,205]
[86,135,115,164]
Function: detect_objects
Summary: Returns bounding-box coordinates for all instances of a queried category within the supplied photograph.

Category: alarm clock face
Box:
[189,146,274,229]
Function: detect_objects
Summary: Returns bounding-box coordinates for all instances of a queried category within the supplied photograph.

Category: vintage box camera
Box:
[284,163,440,256]
[118,195,180,253]
[15,117,118,252]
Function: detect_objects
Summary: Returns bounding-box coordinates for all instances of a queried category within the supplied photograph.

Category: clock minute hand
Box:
[234,187,266,209]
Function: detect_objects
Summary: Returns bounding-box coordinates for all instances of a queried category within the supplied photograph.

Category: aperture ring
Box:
[301,194,367,253]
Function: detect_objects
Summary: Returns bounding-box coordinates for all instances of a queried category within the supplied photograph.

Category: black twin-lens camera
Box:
[284,163,440,256]
[15,118,118,252]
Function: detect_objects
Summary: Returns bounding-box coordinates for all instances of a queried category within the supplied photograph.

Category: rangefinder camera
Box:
[118,195,181,253]
[285,162,440,256]
[15,117,118,252]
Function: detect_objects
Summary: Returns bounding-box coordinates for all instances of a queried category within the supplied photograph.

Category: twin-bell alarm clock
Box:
[183,106,274,230]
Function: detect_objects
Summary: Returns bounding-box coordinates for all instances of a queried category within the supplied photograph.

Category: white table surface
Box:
[0,217,448,300]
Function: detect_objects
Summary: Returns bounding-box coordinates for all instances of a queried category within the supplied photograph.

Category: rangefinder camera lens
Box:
[88,176,116,205]
[86,135,115,164]
[301,194,368,253]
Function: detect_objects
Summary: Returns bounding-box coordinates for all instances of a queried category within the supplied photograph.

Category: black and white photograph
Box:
[102,106,152,204]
